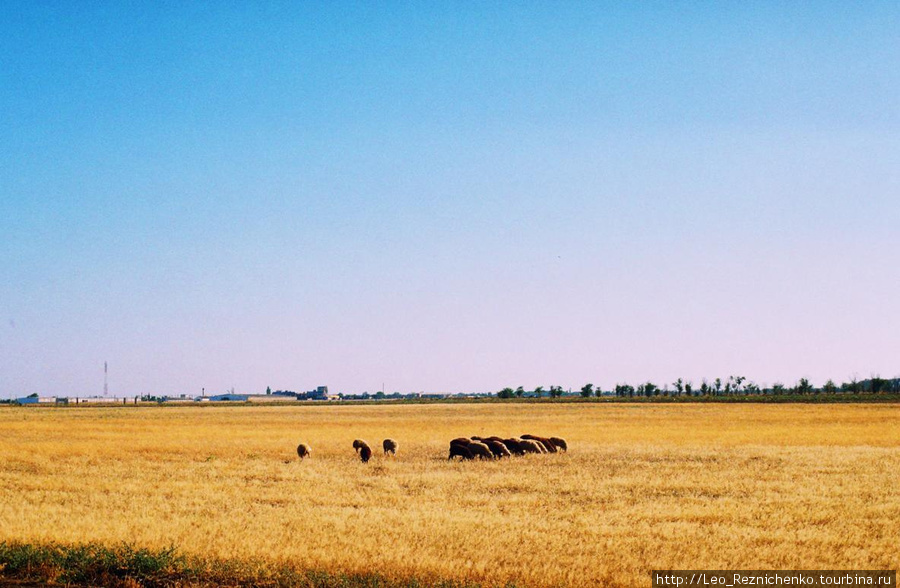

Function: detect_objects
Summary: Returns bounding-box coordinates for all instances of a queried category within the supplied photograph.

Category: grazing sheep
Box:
[383,438,398,456]
[467,441,495,460]
[521,434,557,453]
[450,437,471,446]
[501,438,527,456]
[485,440,512,459]
[358,443,373,463]
[352,439,367,454]
[519,439,545,454]
[296,443,311,460]
[449,444,474,460]
[549,437,568,452]
[479,436,505,444]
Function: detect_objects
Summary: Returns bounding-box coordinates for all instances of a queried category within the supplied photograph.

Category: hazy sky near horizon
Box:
[2,2,898,397]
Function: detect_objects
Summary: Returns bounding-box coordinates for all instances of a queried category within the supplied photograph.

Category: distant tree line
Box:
[494,376,900,399]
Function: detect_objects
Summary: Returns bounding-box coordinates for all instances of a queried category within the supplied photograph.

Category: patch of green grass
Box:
[0,541,497,587]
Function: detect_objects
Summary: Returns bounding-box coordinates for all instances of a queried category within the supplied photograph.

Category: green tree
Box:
[533,386,544,398]
[266,386,272,395]
[796,378,813,395]
[673,378,684,396]
[772,382,786,394]
[549,385,564,398]
[580,383,594,398]
[822,379,837,394]
[497,387,515,399]
[684,381,693,396]
[515,386,525,398]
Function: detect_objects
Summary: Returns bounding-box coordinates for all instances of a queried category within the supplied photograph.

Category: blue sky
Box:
[1,2,898,397]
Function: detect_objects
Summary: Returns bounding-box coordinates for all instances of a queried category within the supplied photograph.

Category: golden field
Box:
[0,402,898,587]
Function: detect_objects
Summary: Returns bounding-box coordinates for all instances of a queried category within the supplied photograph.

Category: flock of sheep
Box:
[448,434,567,459]
[295,434,567,462]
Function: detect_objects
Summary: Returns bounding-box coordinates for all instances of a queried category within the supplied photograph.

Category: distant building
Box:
[15,396,57,405]
[303,386,330,400]
[209,394,249,402]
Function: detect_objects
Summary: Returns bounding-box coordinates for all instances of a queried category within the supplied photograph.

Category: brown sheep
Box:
[521,434,557,453]
[353,440,372,462]
[549,437,568,452]
[479,436,505,444]
[450,437,471,446]
[449,444,474,460]
[519,439,545,454]
[501,438,527,456]
[485,440,511,459]
[467,441,494,460]
[296,443,311,460]
[383,438,398,456]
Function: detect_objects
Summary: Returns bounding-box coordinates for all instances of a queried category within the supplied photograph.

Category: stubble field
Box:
[0,402,898,587]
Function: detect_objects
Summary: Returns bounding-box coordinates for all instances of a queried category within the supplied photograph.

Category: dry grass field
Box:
[1,402,898,587]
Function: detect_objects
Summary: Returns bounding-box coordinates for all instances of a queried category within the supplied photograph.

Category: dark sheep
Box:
[383,438,398,456]
[549,437,568,452]
[467,441,495,460]
[521,434,557,453]
[450,437,471,446]
[480,436,505,444]
[519,439,545,454]
[354,440,372,462]
[296,443,311,460]
[501,438,527,456]
[449,444,474,460]
[485,440,512,459]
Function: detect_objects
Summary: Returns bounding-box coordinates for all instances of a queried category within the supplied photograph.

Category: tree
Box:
[700,380,710,396]
[673,378,684,396]
[796,378,813,395]
[533,386,544,398]
[515,386,525,398]
[580,383,594,398]
[842,377,861,394]
[822,379,837,394]
[595,386,604,398]
[684,381,693,396]
[266,386,272,395]
[549,385,564,398]
[714,378,722,396]
[772,382,786,395]
[497,387,515,399]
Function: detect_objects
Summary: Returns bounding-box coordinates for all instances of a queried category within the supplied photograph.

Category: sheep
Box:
[549,437,568,452]
[383,438,398,456]
[501,438,527,456]
[521,434,557,453]
[354,440,372,463]
[296,443,311,460]
[519,439,545,454]
[477,436,505,444]
[485,439,511,459]
[450,437,471,446]
[467,441,495,460]
[449,443,474,460]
